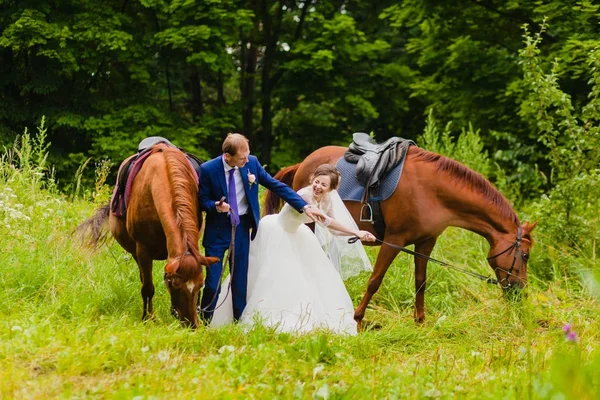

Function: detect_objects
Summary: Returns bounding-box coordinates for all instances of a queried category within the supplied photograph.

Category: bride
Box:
[210,164,376,334]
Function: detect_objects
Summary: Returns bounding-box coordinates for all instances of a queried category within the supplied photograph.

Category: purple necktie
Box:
[228,168,240,226]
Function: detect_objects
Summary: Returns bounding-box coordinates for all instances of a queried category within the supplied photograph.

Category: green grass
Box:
[0,141,599,399]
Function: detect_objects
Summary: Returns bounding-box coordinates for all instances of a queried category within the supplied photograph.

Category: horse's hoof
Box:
[356,319,363,332]
[142,312,156,322]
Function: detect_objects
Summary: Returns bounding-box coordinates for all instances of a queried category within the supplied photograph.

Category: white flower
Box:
[218,345,235,354]
[157,350,170,362]
[247,171,256,186]
[312,364,325,379]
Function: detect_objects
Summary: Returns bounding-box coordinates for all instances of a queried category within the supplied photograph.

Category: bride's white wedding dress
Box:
[210,189,358,335]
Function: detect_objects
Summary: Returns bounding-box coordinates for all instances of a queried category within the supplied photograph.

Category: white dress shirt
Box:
[222,156,249,216]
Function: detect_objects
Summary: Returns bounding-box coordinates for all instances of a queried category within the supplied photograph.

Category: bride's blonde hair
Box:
[309,164,341,190]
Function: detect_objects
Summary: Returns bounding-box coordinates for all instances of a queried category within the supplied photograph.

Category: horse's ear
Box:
[201,256,220,267]
[165,259,180,274]
[523,220,539,233]
[522,221,538,244]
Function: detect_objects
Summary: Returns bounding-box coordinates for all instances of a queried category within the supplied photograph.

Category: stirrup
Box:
[360,203,374,223]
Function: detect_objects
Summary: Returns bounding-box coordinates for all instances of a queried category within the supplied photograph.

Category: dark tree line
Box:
[1,0,598,189]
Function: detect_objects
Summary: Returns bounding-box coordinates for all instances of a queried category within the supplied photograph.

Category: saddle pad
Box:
[335,156,408,202]
[110,150,154,217]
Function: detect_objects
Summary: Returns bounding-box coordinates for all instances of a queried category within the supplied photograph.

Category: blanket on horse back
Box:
[110,136,203,217]
[336,132,414,238]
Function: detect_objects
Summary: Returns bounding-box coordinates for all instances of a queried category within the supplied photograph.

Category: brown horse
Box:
[265,145,537,327]
[76,144,218,328]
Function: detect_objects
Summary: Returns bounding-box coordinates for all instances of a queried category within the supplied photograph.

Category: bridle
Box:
[486,225,528,289]
[164,250,196,320]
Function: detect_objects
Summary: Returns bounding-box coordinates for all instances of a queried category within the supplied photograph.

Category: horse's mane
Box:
[158,145,202,277]
[411,147,519,226]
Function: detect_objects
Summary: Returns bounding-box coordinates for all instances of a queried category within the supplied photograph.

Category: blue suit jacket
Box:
[199,155,308,247]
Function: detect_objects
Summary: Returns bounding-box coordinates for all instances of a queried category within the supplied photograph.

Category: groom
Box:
[198,133,322,322]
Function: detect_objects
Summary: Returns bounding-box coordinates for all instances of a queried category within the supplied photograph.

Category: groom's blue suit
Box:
[199,154,308,321]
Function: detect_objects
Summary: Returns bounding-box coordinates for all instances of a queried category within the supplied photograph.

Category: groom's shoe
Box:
[198,307,212,326]
[233,308,243,323]
[199,315,212,327]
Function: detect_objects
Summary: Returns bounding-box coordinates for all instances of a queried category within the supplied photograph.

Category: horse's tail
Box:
[73,204,111,250]
[263,163,300,215]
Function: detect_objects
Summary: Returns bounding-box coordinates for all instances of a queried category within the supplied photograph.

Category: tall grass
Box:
[0,127,598,399]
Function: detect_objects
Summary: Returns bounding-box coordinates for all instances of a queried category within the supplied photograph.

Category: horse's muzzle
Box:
[503,283,526,301]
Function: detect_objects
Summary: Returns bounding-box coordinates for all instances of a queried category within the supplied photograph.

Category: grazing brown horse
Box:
[265,145,537,327]
[76,144,218,328]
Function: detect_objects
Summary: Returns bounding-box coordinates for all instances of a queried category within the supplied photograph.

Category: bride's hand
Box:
[304,205,326,223]
[357,230,376,242]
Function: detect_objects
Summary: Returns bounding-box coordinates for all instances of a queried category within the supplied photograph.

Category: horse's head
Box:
[164,253,219,329]
[487,221,537,292]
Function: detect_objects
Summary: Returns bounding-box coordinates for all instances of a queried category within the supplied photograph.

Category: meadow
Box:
[0,133,598,399]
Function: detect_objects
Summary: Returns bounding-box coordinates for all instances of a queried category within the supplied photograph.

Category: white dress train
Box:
[210,199,358,335]
[311,188,372,280]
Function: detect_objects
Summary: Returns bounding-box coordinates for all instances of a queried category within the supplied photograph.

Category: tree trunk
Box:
[217,71,225,107]
[258,0,284,171]
[189,68,203,118]
[166,61,173,113]
[257,0,311,170]
[241,17,259,143]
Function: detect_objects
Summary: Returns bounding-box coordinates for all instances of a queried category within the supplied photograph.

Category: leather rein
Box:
[197,199,237,313]
[349,226,526,289]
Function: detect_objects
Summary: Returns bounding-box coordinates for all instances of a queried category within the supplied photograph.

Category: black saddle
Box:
[347,133,400,155]
[345,132,413,188]
[342,133,414,234]
[138,136,175,152]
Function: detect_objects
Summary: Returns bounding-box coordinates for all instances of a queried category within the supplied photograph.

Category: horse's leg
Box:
[413,237,437,324]
[135,247,155,321]
[354,243,401,329]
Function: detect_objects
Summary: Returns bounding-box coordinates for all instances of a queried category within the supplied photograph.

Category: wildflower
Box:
[218,345,235,354]
[157,350,170,362]
[562,323,578,342]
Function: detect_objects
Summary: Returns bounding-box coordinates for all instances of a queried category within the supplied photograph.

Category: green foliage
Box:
[517,22,599,184]
[2,0,600,192]
[0,117,55,193]
[0,0,247,185]
[515,23,600,266]
[418,109,492,178]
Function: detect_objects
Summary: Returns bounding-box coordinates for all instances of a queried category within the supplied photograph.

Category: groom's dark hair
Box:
[222,133,250,155]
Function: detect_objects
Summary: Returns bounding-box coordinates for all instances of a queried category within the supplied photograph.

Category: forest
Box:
[0,1,597,181]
